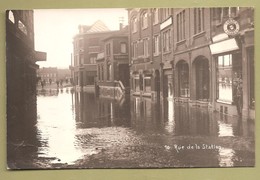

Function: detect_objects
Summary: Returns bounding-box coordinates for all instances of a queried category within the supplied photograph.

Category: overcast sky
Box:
[34,9,128,69]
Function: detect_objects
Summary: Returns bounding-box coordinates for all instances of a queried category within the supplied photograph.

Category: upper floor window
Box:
[223,7,240,18]
[90,56,96,64]
[18,20,28,35]
[132,41,138,59]
[153,8,159,25]
[162,8,171,21]
[143,38,149,57]
[120,42,127,54]
[132,17,138,33]
[213,7,240,24]
[79,39,84,48]
[141,11,148,29]
[153,35,160,56]
[177,10,185,41]
[8,11,15,23]
[213,8,222,24]
[106,43,111,56]
[162,29,171,53]
[194,8,204,34]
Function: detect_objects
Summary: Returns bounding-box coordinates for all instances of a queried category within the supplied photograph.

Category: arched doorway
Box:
[193,56,209,100]
[176,60,189,97]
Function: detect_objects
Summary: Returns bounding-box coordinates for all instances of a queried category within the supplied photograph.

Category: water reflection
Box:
[37,90,84,164]
[35,89,254,167]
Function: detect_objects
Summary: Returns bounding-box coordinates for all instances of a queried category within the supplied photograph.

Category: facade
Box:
[209,7,254,119]
[96,26,130,99]
[128,8,254,119]
[128,8,162,100]
[71,21,113,92]
[37,67,58,84]
[37,67,71,84]
[6,10,46,160]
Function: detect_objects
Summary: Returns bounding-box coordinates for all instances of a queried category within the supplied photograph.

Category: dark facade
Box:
[6,10,46,163]
[96,27,130,99]
[128,8,162,100]
[71,21,114,92]
[128,8,254,119]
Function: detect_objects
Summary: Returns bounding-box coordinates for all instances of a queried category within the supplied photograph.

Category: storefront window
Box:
[144,76,151,92]
[133,77,140,92]
[216,53,241,104]
[177,61,189,97]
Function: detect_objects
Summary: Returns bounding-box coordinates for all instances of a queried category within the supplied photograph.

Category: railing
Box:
[114,80,126,100]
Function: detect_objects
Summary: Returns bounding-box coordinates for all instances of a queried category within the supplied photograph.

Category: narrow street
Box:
[9,87,254,169]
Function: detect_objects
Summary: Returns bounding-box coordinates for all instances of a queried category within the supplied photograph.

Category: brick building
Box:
[96,26,130,99]
[209,7,254,118]
[71,21,114,92]
[128,8,254,119]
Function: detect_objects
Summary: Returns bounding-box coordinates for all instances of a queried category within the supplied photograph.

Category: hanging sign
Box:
[223,18,240,36]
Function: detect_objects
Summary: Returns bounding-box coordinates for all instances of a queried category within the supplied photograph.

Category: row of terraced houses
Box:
[70,7,254,119]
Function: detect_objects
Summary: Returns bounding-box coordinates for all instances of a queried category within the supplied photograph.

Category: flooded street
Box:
[26,88,255,169]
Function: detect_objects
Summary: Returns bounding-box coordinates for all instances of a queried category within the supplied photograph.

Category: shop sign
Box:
[209,38,239,55]
[160,17,173,30]
[223,18,240,36]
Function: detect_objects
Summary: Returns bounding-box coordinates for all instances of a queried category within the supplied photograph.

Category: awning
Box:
[209,38,239,55]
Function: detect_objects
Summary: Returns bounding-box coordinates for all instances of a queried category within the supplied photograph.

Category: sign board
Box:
[223,18,240,36]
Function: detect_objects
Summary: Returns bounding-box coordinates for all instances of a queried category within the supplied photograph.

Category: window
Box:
[162,8,171,21]
[143,38,149,57]
[213,7,240,24]
[153,35,160,56]
[106,43,111,56]
[194,8,204,34]
[79,39,84,48]
[79,54,84,64]
[8,11,15,23]
[18,20,27,35]
[90,56,96,64]
[141,11,148,29]
[120,42,127,53]
[133,76,140,92]
[153,8,159,25]
[132,17,138,33]
[217,55,233,103]
[213,8,222,24]
[107,64,112,81]
[101,65,104,80]
[230,7,239,17]
[216,54,242,104]
[177,10,185,41]
[162,29,171,52]
[177,62,189,97]
[133,42,138,59]
[144,76,151,92]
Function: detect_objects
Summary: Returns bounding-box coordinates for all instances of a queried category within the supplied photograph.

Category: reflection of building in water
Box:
[73,92,131,128]
[6,10,46,167]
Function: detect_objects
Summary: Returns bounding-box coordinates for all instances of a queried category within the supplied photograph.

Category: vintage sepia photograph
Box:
[6,8,255,169]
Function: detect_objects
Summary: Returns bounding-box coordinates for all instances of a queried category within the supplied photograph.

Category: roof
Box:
[87,20,110,33]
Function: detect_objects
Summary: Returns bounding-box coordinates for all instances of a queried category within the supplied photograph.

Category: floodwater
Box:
[16,88,255,169]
